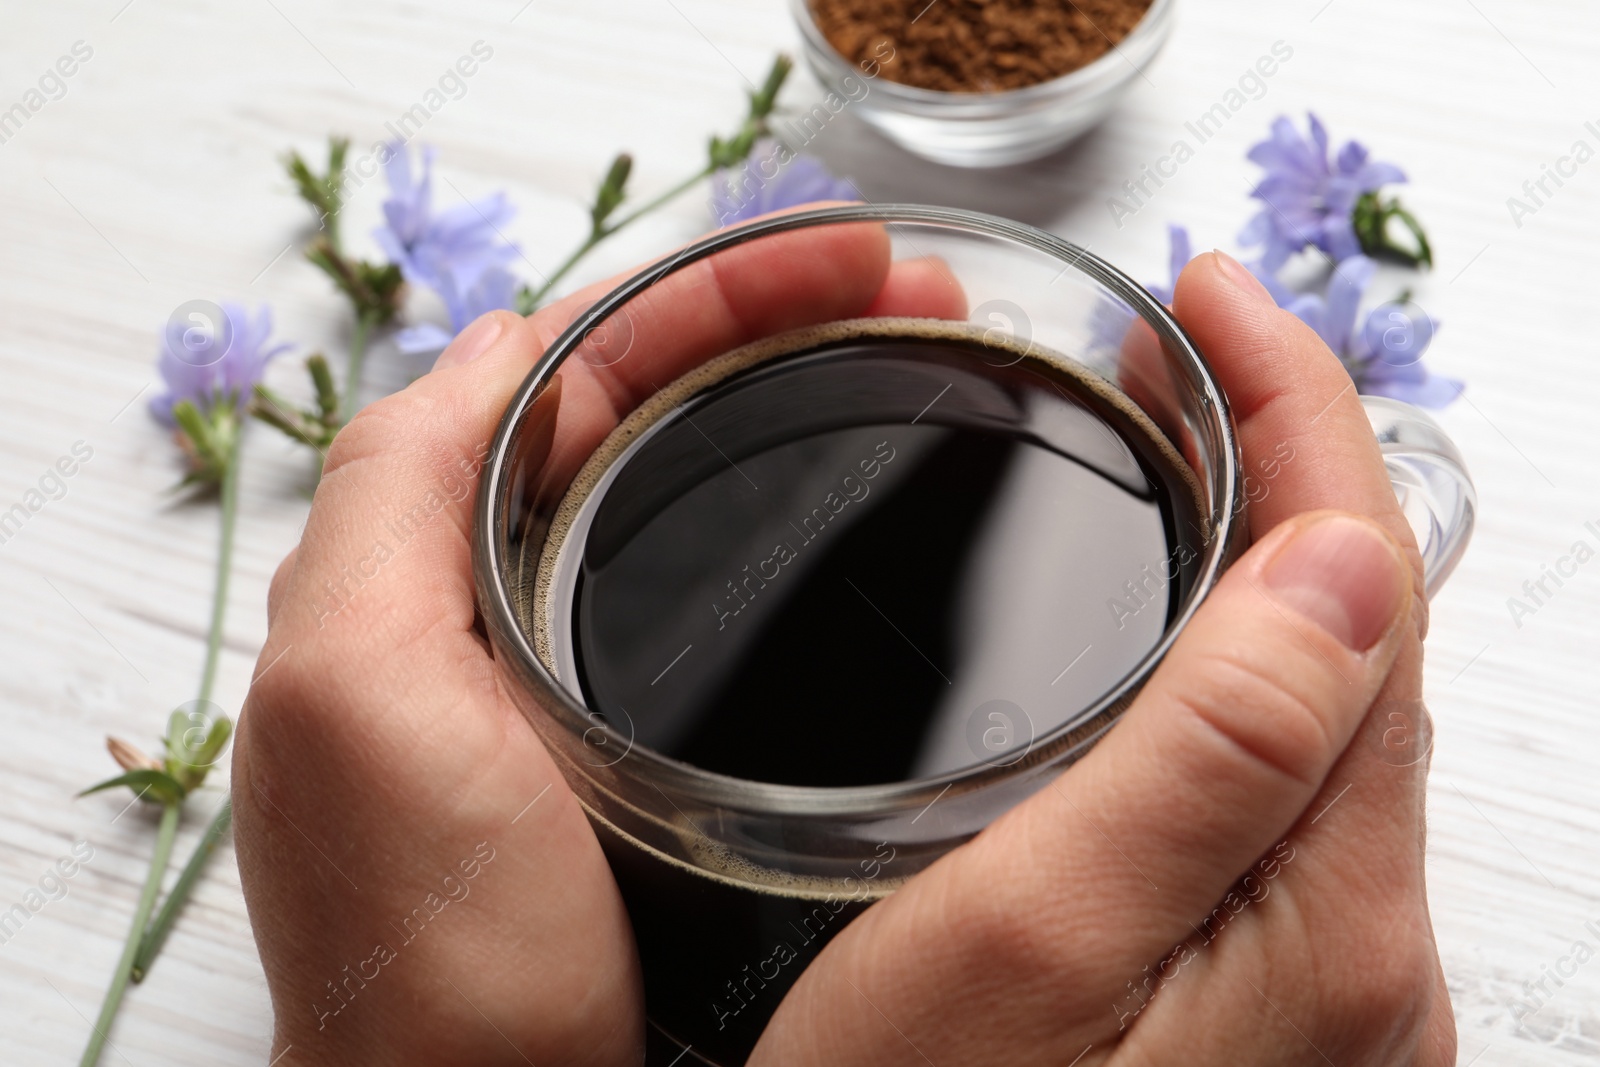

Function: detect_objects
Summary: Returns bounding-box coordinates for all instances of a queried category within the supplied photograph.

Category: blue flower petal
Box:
[710,140,859,227]
[1323,218,1363,262]
[375,142,519,293]
[1307,112,1332,167]
[150,302,289,423]
[1324,255,1376,354]
[395,322,457,357]
[1360,367,1463,409]
[1353,161,1408,191]
[1242,114,1408,267]
[1334,139,1364,171]
[1165,224,1193,292]
[1360,302,1437,369]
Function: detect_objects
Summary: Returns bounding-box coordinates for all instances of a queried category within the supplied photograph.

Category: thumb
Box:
[750,510,1417,1067]
[1009,509,1416,986]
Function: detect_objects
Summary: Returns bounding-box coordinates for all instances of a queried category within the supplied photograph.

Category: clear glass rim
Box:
[475,203,1241,817]
[789,0,1176,108]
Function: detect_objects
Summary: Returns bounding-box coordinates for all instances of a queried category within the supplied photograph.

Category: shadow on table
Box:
[796,108,1122,230]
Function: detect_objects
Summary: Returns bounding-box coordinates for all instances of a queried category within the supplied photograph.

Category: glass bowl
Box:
[790,0,1177,167]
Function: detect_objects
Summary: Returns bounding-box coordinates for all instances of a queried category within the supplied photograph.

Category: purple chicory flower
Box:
[709,139,859,227]
[373,141,520,292]
[395,265,520,356]
[1283,255,1460,408]
[375,141,522,355]
[150,303,290,425]
[1240,113,1407,272]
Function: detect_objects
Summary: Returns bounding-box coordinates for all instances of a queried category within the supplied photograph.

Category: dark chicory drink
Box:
[528,317,1206,1063]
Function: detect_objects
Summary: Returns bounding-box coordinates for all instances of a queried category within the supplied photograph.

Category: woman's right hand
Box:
[752,252,1455,1067]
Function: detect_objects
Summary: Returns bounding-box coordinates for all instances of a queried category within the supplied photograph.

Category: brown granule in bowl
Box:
[810,0,1155,93]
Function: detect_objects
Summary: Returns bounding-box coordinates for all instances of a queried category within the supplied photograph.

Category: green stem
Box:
[605,163,715,235]
[523,163,715,309]
[524,233,603,311]
[131,799,231,982]
[342,307,380,424]
[122,433,242,991]
[197,433,242,706]
[78,802,181,1067]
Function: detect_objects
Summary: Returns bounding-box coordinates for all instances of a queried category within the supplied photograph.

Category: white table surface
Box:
[2,0,1597,1063]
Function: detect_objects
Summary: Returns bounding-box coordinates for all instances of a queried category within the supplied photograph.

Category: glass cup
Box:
[472,205,1474,1065]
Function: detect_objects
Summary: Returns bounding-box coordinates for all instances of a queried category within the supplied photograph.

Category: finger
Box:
[754,511,1415,1066]
[1171,253,1426,607]
[555,221,941,418]
[864,256,967,319]
[1025,511,1412,974]
[1106,651,1450,1067]
[270,222,959,709]
[1175,252,1435,909]
[526,252,968,504]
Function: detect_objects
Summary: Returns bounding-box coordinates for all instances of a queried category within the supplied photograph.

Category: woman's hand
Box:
[751,252,1455,1067]
[234,212,1454,1066]
[230,215,957,1067]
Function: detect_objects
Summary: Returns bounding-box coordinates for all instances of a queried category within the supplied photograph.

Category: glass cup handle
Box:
[1362,396,1476,599]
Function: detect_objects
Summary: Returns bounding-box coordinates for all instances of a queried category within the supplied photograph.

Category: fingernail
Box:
[433,315,504,371]
[1212,250,1276,308]
[1263,515,1408,651]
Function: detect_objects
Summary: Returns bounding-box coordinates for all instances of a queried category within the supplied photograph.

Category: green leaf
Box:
[304,239,403,323]
[326,136,350,189]
[592,153,633,229]
[307,354,339,420]
[169,399,239,488]
[251,364,343,456]
[78,769,185,806]
[250,385,309,441]
[355,261,405,324]
[304,240,359,304]
[707,53,793,171]
[166,708,230,765]
[1384,201,1433,270]
[196,716,232,765]
[284,135,353,249]
[171,400,213,454]
[1353,191,1433,270]
[164,709,232,792]
[516,285,538,316]
[749,54,792,119]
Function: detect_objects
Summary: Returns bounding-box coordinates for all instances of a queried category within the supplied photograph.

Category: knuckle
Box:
[323,389,436,478]
[940,838,1094,992]
[266,548,298,622]
[238,642,354,818]
[1320,920,1440,1054]
[1170,646,1340,787]
[241,635,350,762]
[242,645,315,740]
[956,889,1060,988]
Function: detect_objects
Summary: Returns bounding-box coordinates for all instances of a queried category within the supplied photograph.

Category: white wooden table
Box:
[2,1,1596,1062]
